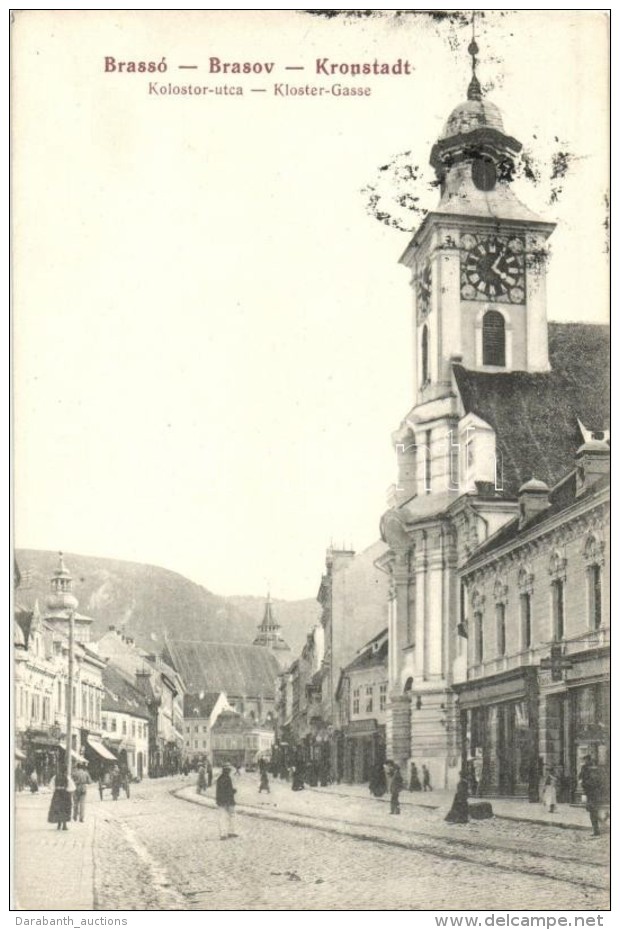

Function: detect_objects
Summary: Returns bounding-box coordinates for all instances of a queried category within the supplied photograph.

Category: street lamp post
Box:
[65,607,75,780]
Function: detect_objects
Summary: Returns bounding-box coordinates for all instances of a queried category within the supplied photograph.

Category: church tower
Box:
[43,552,93,642]
[253,593,292,670]
[392,34,555,505]
[380,28,557,790]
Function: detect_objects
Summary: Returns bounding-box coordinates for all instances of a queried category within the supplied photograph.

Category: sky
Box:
[13,10,609,600]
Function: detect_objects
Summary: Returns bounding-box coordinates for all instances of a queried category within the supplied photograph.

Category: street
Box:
[14,773,609,911]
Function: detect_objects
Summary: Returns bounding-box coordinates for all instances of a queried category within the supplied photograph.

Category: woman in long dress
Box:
[445,773,469,824]
[48,768,75,830]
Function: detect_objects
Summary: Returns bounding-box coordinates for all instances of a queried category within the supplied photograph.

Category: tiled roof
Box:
[463,470,609,568]
[344,637,389,673]
[166,640,280,699]
[453,322,609,497]
[102,663,150,719]
[212,710,253,733]
[183,691,222,719]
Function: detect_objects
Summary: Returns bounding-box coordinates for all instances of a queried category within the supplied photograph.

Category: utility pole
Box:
[65,607,75,780]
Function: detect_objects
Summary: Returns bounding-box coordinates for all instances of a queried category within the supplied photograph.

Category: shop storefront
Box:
[539,648,610,804]
[342,720,386,785]
[456,667,539,800]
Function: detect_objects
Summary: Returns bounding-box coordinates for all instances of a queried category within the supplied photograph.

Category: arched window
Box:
[482,310,506,367]
[404,677,413,694]
[421,325,429,385]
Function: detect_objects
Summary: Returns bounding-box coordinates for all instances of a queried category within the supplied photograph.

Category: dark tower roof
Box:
[253,594,291,653]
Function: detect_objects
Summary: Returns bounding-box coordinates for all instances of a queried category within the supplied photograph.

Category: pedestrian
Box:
[110,764,122,801]
[422,764,433,792]
[206,759,213,787]
[542,769,557,813]
[197,762,207,795]
[580,755,604,837]
[445,772,469,824]
[258,758,270,793]
[216,763,238,840]
[409,761,422,792]
[389,763,404,814]
[72,763,91,822]
[48,767,75,831]
[29,769,39,794]
[472,750,484,797]
[369,760,387,798]
[291,757,305,791]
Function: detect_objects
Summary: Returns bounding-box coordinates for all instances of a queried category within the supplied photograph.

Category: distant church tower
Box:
[43,552,93,642]
[253,593,291,670]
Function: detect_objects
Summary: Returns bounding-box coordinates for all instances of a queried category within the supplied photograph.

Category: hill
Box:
[14,549,319,656]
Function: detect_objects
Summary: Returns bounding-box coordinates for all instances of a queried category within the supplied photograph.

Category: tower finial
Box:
[467,10,482,101]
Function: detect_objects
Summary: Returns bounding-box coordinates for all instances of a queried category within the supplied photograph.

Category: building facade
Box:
[183,690,230,763]
[14,554,106,783]
[378,47,610,789]
[211,711,275,768]
[456,443,610,800]
[335,629,389,784]
[101,663,150,779]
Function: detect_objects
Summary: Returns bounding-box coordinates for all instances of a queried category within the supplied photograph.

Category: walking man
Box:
[580,755,603,837]
[72,763,91,822]
[422,764,433,792]
[390,763,404,815]
[216,764,238,840]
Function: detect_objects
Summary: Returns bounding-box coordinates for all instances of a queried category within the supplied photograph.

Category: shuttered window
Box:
[482,310,506,366]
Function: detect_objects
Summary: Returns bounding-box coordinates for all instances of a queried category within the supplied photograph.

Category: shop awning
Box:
[70,749,88,765]
[87,736,117,761]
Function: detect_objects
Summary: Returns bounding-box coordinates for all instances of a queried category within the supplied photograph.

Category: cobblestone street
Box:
[15,773,609,911]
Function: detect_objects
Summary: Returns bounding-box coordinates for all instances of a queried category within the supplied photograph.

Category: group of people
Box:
[368,759,432,808]
[47,762,92,830]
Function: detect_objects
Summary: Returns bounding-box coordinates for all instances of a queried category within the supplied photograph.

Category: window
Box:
[203,740,207,749]
[57,680,62,710]
[474,611,484,664]
[132,721,136,737]
[552,579,565,641]
[588,564,602,630]
[102,716,107,731]
[352,688,360,715]
[203,725,207,733]
[194,740,198,749]
[379,683,387,712]
[520,593,532,649]
[365,685,373,713]
[424,429,432,493]
[111,717,117,733]
[186,725,190,734]
[194,724,199,733]
[122,719,127,736]
[421,324,429,385]
[482,310,506,367]
[496,603,506,656]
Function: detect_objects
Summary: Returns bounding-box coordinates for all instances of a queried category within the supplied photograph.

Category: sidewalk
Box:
[313,781,596,831]
[13,791,95,910]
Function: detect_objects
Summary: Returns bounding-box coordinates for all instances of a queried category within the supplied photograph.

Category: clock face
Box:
[416,263,432,320]
[460,234,525,303]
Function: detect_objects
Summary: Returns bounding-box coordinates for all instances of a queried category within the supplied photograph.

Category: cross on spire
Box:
[467,11,482,101]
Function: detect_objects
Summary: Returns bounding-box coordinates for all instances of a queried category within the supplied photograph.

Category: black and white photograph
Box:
[11,9,610,916]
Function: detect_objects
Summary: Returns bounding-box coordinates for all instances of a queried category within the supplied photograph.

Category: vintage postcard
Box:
[11,9,610,917]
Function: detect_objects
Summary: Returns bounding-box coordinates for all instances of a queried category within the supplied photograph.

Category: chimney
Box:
[575,440,610,497]
[108,625,115,632]
[518,478,551,528]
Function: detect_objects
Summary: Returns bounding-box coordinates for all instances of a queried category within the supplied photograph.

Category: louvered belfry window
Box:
[482,310,506,366]
[421,324,429,384]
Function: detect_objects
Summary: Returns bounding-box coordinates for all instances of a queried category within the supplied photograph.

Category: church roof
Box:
[453,322,609,497]
[166,639,280,699]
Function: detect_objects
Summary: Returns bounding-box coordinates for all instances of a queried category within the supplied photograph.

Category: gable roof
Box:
[453,322,609,497]
[343,634,389,674]
[183,691,223,719]
[102,663,150,719]
[166,640,279,699]
[463,469,609,570]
